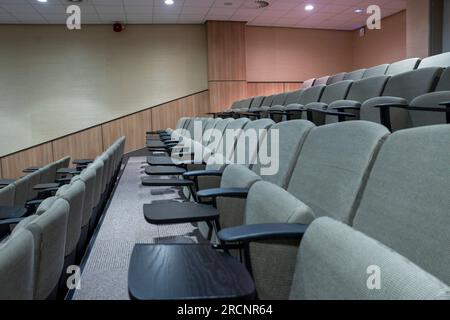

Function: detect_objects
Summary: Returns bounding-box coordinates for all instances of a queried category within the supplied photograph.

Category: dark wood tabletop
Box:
[128,244,256,300]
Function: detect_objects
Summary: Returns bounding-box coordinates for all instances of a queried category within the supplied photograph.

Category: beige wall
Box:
[406,0,431,58]
[352,11,407,69]
[245,26,354,82]
[0,24,208,157]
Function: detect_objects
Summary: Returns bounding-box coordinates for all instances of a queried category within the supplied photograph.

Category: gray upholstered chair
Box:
[327,72,346,84]
[385,57,420,75]
[363,64,390,78]
[418,52,450,68]
[301,78,315,89]
[290,124,450,300]
[359,67,442,131]
[0,228,35,300]
[343,68,366,81]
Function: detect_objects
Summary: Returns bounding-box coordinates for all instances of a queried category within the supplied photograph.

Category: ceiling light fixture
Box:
[305,4,314,11]
[165,0,174,5]
[354,8,363,13]
[37,0,48,3]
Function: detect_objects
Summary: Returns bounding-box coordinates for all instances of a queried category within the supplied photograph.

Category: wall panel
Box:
[52,127,103,167]
[209,81,248,112]
[151,91,210,131]
[247,83,285,98]
[102,109,152,153]
[1,143,54,179]
[284,83,302,92]
[207,21,247,81]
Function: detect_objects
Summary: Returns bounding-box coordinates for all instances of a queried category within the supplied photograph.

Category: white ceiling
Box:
[0,0,406,30]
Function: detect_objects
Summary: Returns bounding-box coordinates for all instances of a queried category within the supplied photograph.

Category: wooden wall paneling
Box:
[52,127,103,167]
[247,82,285,98]
[0,161,3,179]
[1,142,54,179]
[151,91,210,131]
[101,109,152,153]
[284,82,302,92]
[207,21,247,81]
[209,81,248,112]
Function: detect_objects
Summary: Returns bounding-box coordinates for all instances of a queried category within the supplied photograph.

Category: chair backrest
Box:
[72,168,96,228]
[284,90,303,105]
[360,67,443,130]
[298,85,325,105]
[55,156,71,171]
[87,160,104,210]
[240,98,253,109]
[418,52,450,68]
[259,95,275,108]
[327,72,346,84]
[343,69,366,81]
[352,125,450,287]
[318,80,353,104]
[38,162,57,184]
[15,197,69,300]
[27,170,41,200]
[409,67,450,127]
[290,216,450,300]
[13,175,31,206]
[385,58,420,75]
[249,96,265,109]
[346,75,390,102]
[301,78,316,89]
[0,228,35,300]
[314,76,330,86]
[244,121,389,299]
[55,180,85,257]
[363,64,390,78]
[271,93,288,106]
[0,183,15,206]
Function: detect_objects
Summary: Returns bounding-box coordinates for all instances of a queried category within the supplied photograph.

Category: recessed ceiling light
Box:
[37,0,47,3]
[305,4,314,11]
[354,8,364,13]
[165,0,174,5]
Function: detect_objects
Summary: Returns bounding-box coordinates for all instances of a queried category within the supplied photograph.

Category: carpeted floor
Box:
[72,156,203,300]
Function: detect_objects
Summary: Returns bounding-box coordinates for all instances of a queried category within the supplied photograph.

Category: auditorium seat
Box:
[343,69,366,81]
[358,67,442,131]
[313,76,330,86]
[363,64,390,78]
[327,72,346,84]
[301,78,315,89]
[417,52,450,68]
[280,85,326,121]
[0,228,35,300]
[385,57,420,75]
[13,198,69,300]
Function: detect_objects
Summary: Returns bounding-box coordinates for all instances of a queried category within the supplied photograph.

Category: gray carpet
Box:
[72,157,202,300]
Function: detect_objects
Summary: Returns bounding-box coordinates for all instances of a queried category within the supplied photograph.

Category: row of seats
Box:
[217,52,450,131]
[135,116,450,300]
[0,157,70,208]
[0,137,125,300]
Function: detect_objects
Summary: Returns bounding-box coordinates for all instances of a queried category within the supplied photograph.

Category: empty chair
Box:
[281,85,326,121]
[258,93,288,118]
[385,58,420,75]
[359,67,442,131]
[418,52,450,68]
[303,80,353,125]
[327,72,346,84]
[291,124,450,300]
[301,78,315,89]
[363,64,389,78]
[313,76,330,86]
[238,96,264,114]
[268,90,304,122]
[0,228,35,300]
[343,69,366,81]
[0,183,15,206]
[249,95,276,118]
[14,197,69,300]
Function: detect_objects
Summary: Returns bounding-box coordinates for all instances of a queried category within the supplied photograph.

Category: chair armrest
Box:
[73,159,94,165]
[55,177,72,185]
[141,178,194,187]
[23,167,40,173]
[439,101,450,106]
[57,168,80,175]
[197,188,249,200]
[182,170,224,178]
[332,106,361,111]
[373,102,410,130]
[217,223,309,243]
[33,183,59,191]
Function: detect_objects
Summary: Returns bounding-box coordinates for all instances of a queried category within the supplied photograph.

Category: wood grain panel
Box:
[102,109,152,153]
[247,82,285,98]
[1,143,54,179]
[52,127,103,167]
[0,162,2,179]
[207,21,247,81]
[284,83,302,92]
[152,91,210,131]
[209,81,248,112]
